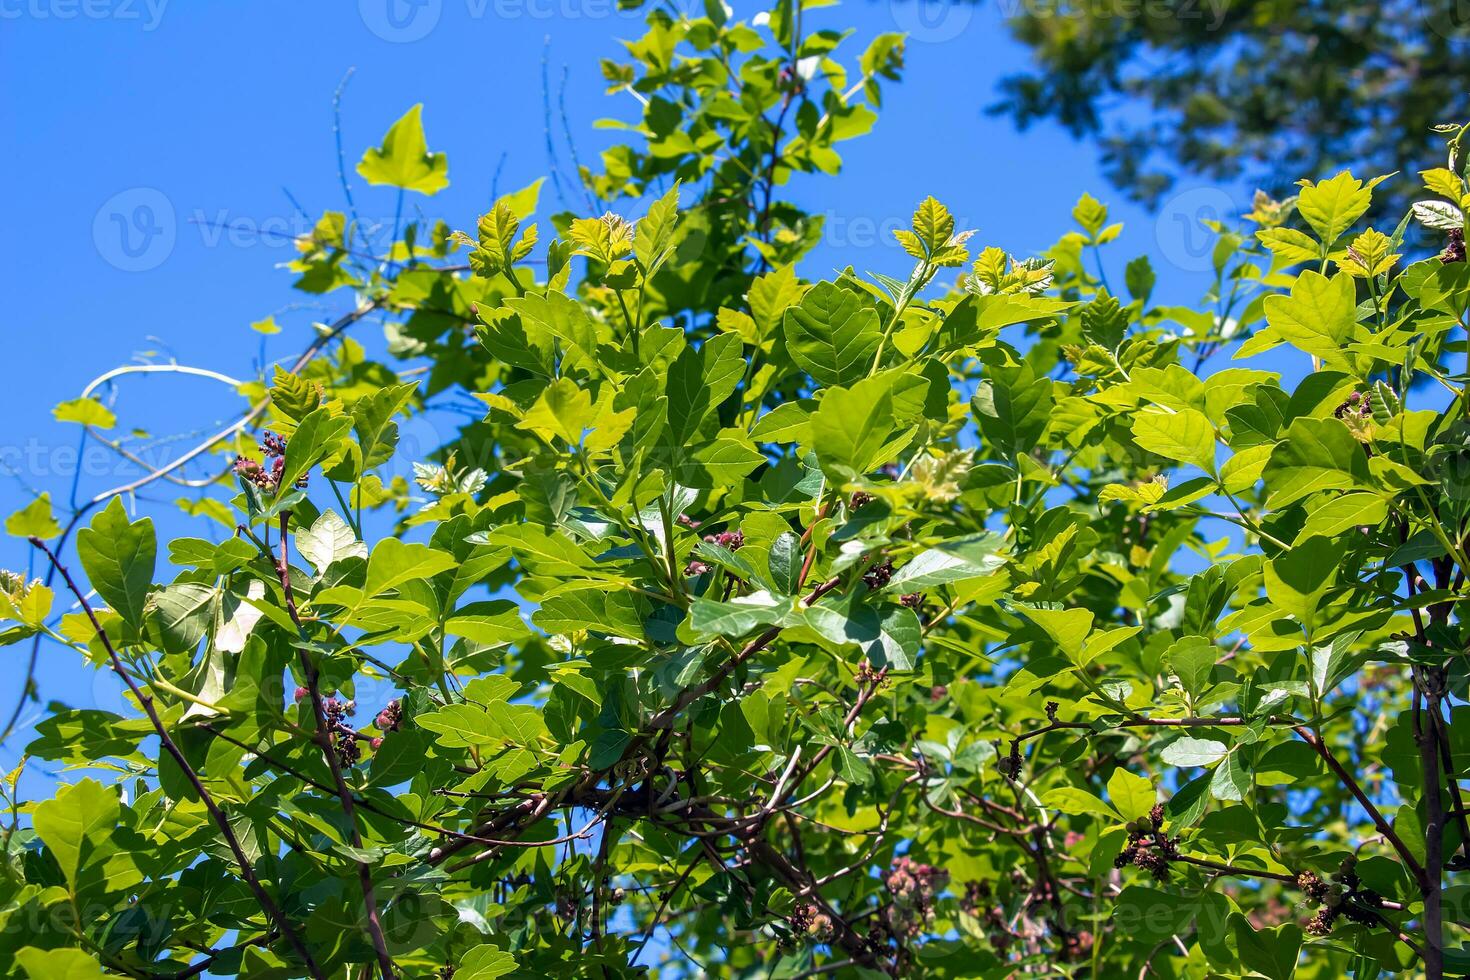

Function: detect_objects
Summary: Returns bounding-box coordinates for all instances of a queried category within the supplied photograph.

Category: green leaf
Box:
[356,103,449,195]
[1106,768,1155,822]
[295,509,367,573]
[276,407,353,497]
[364,538,457,597]
[1210,751,1252,801]
[7,493,61,539]
[76,497,155,628]
[666,333,744,444]
[768,532,801,595]
[1233,918,1302,980]
[1022,606,1093,660]
[518,378,598,446]
[687,592,788,639]
[781,281,883,387]
[53,396,116,429]
[1261,417,1372,509]
[970,364,1053,459]
[457,944,519,980]
[33,778,119,888]
[1040,786,1117,819]
[889,534,1006,591]
[1133,408,1216,473]
[1296,170,1374,245]
[800,600,921,672]
[1165,635,1216,697]
[16,948,108,980]
[1160,737,1228,768]
[812,375,905,482]
[1261,270,1357,366]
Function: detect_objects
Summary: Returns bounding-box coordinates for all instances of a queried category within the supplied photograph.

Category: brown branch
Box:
[276,514,398,980]
[1292,725,1427,883]
[29,537,323,979]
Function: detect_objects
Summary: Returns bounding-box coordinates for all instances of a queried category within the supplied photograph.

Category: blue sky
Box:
[0,0,1252,788]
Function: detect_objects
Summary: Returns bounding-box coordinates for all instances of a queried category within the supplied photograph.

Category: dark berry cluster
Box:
[884,856,947,938]
[1113,804,1179,881]
[850,490,875,510]
[1300,856,1382,936]
[996,740,1023,781]
[898,591,926,610]
[788,901,834,944]
[1443,227,1466,264]
[320,695,360,767]
[862,558,894,590]
[855,659,887,686]
[233,431,305,492]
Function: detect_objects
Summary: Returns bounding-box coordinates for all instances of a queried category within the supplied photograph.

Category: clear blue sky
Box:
[0,0,1248,788]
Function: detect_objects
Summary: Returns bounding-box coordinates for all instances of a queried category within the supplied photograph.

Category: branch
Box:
[1292,725,1427,882]
[28,537,323,979]
[648,574,842,731]
[276,514,398,980]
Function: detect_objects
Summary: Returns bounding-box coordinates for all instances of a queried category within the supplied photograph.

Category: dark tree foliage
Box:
[992,0,1470,212]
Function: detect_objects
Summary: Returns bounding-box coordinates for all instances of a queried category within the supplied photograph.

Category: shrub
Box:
[2,3,1467,978]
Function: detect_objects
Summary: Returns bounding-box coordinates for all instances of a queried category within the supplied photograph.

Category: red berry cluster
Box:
[704,528,744,551]
[885,856,948,938]
[368,699,402,751]
[898,591,925,610]
[683,527,744,577]
[1113,804,1179,881]
[375,698,402,733]
[233,431,305,492]
[1300,857,1382,936]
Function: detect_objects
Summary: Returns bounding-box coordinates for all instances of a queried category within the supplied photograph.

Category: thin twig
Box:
[29,537,323,979]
